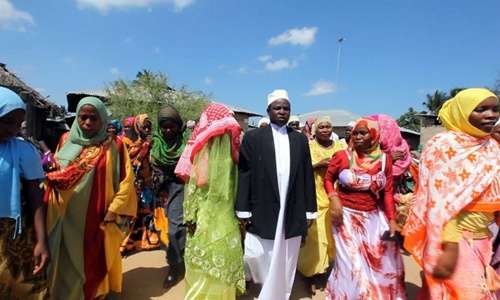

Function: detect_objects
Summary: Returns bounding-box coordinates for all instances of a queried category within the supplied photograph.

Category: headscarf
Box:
[175,103,241,182]
[109,119,123,135]
[438,88,498,138]
[0,87,26,117]
[151,105,186,166]
[135,114,151,136]
[312,116,332,136]
[370,114,411,176]
[55,97,109,167]
[0,87,29,235]
[122,116,135,128]
[258,117,269,127]
[350,117,383,171]
[404,91,500,294]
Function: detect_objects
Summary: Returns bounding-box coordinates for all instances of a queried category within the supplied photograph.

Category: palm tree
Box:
[422,90,448,115]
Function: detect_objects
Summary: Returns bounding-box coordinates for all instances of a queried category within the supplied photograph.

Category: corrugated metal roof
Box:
[298,110,360,127]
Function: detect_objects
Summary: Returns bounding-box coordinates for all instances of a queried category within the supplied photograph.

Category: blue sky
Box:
[1,0,500,118]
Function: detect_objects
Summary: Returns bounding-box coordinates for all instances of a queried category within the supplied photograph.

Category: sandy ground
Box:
[109,249,422,300]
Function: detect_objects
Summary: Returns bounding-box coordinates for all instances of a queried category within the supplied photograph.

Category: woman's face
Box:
[315,122,333,143]
[77,104,102,137]
[352,125,372,151]
[160,120,179,141]
[0,109,25,142]
[140,120,152,138]
[107,124,117,137]
[469,96,500,133]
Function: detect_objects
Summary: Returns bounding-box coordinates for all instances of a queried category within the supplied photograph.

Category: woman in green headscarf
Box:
[45,97,137,300]
[151,104,189,289]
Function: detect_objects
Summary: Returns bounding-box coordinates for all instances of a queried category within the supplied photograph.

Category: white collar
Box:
[270,123,288,134]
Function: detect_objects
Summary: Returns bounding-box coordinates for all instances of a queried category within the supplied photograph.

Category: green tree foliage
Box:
[105,70,209,124]
[397,107,422,132]
[422,90,448,115]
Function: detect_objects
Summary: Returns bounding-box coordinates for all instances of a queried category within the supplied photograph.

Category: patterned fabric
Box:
[183,135,245,297]
[0,218,48,300]
[371,114,412,177]
[46,135,106,190]
[175,103,241,181]
[351,117,383,171]
[297,139,344,277]
[438,88,497,139]
[46,137,137,300]
[419,235,496,300]
[325,207,406,299]
[403,131,500,298]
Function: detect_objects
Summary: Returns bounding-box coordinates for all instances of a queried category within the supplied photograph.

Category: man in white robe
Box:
[236,89,317,300]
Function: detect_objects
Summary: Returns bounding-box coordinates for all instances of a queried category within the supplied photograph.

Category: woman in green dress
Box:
[175,103,245,299]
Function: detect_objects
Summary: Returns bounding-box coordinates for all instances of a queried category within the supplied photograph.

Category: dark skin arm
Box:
[313,158,330,170]
[26,180,50,275]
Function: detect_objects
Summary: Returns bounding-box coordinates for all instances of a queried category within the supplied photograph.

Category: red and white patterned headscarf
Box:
[174,103,241,181]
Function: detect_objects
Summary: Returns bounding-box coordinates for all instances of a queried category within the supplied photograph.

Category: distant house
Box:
[400,127,421,150]
[0,63,66,150]
[226,104,262,132]
[416,113,446,146]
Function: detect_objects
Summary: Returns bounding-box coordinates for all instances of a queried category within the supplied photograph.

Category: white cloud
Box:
[204,77,213,85]
[76,0,194,13]
[305,80,336,96]
[110,67,120,76]
[269,27,318,47]
[171,0,194,12]
[0,0,34,30]
[265,58,297,72]
[62,57,75,64]
[153,47,161,54]
[258,55,272,62]
[237,67,248,74]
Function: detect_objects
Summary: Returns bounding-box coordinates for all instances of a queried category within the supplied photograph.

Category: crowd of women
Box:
[0,85,498,300]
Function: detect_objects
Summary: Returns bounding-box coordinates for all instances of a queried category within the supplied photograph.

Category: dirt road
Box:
[110,249,422,300]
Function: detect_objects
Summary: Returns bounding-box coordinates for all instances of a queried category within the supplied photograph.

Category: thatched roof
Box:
[66,91,109,113]
[0,63,57,109]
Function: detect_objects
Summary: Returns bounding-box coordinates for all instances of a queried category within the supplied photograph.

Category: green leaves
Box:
[105,70,209,124]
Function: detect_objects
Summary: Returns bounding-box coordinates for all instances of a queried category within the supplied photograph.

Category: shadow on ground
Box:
[109,266,169,300]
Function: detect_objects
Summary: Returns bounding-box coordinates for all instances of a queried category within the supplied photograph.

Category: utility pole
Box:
[336,37,345,87]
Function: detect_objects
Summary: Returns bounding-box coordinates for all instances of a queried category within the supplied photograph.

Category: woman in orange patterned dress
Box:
[403,88,500,299]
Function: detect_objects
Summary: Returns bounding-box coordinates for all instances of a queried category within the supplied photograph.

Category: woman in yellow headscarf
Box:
[403,88,500,299]
[297,116,345,293]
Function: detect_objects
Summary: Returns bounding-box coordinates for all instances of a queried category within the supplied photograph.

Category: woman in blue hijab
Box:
[0,87,49,299]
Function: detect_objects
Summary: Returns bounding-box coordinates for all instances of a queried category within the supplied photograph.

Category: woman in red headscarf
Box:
[324,117,405,300]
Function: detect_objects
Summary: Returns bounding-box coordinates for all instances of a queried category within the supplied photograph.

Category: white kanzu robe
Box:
[243,124,302,300]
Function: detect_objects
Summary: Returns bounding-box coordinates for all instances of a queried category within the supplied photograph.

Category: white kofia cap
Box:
[267,89,289,106]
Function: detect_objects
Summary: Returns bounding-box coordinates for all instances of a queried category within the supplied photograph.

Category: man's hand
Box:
[307,220,314,228]
[187,222,197,235]
[238,218,251,229]
[33,240,50,275]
